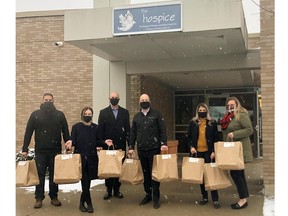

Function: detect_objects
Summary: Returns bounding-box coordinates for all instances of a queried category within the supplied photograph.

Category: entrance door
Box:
[207,95,229,140]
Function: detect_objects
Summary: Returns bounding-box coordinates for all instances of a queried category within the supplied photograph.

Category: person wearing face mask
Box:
[220,97,253,210]
[128,94,168,209]
[98,91,130,200]
[71,106,103,213]
[21,93,72,209]
[187,103,220,209]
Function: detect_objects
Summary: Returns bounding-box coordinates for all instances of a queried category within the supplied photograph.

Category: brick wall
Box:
[248,33,260,49]
[141,76,174,140]
[16,14,93,151]
[129,75,174,141]
[129,75,142,122]
[260,0,275,196]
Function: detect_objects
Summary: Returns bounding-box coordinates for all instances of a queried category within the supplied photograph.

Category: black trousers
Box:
[81,160,92,205]
[105,177,121,194]
[138,148,160,202]
[35,152,58,200]
[105,147,125,194]
[230,169,249,199]
[197,151,219,202]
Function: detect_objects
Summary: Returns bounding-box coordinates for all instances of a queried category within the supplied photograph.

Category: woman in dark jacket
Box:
[187,103,220,209]
[71,106,103,213]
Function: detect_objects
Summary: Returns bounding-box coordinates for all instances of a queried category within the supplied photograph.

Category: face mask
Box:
[110,98,119,106]
[140,101,150,109]
[83,116,92,123]
[198,111,207,118]
[41,102,55,111]
[227,105,235,113]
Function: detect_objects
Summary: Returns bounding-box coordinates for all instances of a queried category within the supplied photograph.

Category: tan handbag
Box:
[214,141,245,170]
[120,158,144,185]
[16,160,39,187]
[53,153,82,184]
[152,154,179,182]
[98,149,125,179]
[181,156,204,184]
[203,162,232,190]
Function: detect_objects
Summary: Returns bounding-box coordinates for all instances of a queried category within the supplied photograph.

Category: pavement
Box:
[16,155,264,216]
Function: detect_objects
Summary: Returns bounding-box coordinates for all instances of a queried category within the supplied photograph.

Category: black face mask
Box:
[198,111,207,118]
[110,98,119,106]
[140,101,150,109]
[41,102,55,111]
[83,116,92,123]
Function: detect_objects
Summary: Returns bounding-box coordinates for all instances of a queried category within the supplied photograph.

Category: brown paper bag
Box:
[214,141,245,170]
[16,160,39,187]
[181,157,204,184]
[120,158,144,185]
[53,153,82,184]
[203,163,232,190]
[98,150,125,179]
[152,154,179,182]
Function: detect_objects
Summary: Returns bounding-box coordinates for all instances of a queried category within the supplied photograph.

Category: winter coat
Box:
[98,105,130,151]
[187,119,219,153]
[129,108,167,150]
[221,112,254,163]
[22,105,70,154]
[71,122,102,180]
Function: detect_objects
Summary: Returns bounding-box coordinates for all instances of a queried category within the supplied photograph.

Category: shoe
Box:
[34,199,43,209]
[153,201,160,209]
[139,195,152,205]
[103,192,112,200]
[199,198,208,205]
[213,201,221,209]
[87,204,94,213]
[114,192,124,198]
[79,201,87,212]
[51,198,62,206]
[231,201,248,209]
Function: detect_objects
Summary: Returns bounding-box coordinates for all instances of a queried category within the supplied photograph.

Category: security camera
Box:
[55,41,63,47]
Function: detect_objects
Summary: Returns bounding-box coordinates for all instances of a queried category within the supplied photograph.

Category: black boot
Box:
[86,194,94,213]
[79,194,87,212]
[87,203,94,213]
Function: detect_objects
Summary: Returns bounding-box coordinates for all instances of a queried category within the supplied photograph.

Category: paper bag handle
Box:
[108,145,115,150]
[190,153,198,158]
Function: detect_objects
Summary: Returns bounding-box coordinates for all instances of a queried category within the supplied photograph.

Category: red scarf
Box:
[220,112,234,129]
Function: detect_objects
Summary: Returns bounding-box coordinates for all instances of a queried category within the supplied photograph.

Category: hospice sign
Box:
[113,2,182,36]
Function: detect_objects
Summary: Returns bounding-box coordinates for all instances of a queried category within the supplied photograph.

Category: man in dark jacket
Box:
[98,91,130,200]
[128,93,168,209]
[21,93,72,209]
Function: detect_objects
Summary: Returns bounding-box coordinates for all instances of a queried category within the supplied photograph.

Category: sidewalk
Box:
[16,157,264,216]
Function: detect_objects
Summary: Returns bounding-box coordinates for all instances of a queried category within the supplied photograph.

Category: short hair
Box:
[43,93,54,99]
[80,106,94,121]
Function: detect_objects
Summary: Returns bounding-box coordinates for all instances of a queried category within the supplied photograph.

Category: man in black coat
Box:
[98,91,130,200]
[22,93,72,209]
[128,93,168,209]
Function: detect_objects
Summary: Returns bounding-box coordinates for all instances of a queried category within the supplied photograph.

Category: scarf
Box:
[220,112,234,129]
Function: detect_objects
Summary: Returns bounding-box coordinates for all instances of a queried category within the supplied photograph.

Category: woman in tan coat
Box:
[220,97,253,210]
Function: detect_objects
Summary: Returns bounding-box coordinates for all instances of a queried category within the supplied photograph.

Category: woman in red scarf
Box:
[220,97,253,210]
